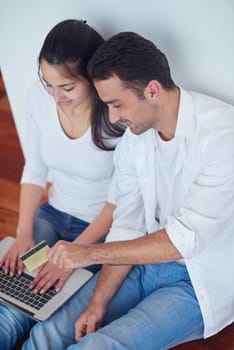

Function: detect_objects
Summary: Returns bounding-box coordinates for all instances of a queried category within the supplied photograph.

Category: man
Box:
[23,32,234,350]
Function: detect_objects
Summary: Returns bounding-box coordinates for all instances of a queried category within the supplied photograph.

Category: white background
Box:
[0,0,233,154]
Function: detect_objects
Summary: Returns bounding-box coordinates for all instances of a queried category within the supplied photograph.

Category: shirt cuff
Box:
[166,215,196,259]
[105,227,144,243]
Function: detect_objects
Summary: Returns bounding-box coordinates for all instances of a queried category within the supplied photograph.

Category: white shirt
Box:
[106,88,234,338]
[21,81,118,223]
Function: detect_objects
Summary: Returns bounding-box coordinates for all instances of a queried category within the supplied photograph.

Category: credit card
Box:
[20,240,49,272]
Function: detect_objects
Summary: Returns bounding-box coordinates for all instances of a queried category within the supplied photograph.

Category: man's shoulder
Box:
[187,89,234,130]
[191,90,232,108]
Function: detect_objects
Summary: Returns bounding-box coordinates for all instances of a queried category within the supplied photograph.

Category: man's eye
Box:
[64,86,74,92]
[113,105,120,108]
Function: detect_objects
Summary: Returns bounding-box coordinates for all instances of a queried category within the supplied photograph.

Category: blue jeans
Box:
[33,202,90,246]
[0,202,102,350]
[34,202,103,274]
[23,262,204,350]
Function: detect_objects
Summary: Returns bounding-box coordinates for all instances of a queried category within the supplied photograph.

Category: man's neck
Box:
[155,87,180,141]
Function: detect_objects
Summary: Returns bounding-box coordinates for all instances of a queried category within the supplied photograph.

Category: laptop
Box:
[0,236,93,321]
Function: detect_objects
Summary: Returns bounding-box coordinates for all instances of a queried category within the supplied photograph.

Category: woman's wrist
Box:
[16,227,33,239]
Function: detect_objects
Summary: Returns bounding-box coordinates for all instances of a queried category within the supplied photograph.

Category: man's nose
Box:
[109,107,120,124]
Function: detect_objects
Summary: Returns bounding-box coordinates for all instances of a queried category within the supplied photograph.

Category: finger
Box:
[9,254,18,276]
[48,247,62,266]
[55,271,71,292]
[1,251,12,274]
[56,254,71,271]
[31,267,55,293]
[86,315,98,334]
[33,274,57,294]
[30,267,48,290]
[37,262,47,273]
[38,276,58,294]
[47,246,55,260]
[0,254,7,269]
[75,319,88,342]
[47,241,64,260]
[17,258,24,275]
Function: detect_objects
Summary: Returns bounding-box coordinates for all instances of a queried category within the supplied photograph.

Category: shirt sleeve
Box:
[166,126,234,259]
[20,86,48,187]
[105,130,146,242]
[107,170,117,205]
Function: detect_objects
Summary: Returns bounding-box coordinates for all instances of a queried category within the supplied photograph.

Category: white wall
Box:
[0,0,233,154]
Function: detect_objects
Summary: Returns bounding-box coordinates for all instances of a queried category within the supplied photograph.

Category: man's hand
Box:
[30,261,72,294]
[0,237,35,276]
[48,241,92,270]
[75,300,107,341]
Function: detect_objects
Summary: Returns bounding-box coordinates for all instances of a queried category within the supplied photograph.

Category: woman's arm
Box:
[0,183,44,275]
[73,202,115,245]
[16,183,44,239]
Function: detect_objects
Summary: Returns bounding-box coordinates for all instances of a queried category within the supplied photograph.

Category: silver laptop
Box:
[0,236,93,321]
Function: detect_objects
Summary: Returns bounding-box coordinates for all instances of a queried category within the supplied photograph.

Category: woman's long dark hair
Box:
[38,19,124,150]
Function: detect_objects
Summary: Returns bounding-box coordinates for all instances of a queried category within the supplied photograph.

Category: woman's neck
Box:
[57,95,93,139]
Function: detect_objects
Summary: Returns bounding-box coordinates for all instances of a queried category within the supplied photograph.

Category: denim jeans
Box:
[33,202,90,246]
[0,202,102,350]
[23,262,204,350]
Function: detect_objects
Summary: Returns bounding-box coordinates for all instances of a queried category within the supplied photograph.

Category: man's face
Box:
[94,75,156,135]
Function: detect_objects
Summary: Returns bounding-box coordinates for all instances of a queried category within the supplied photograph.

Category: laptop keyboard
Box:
[0,268,57,310]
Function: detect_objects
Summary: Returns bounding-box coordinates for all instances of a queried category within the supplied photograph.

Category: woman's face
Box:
[40,59,91,110]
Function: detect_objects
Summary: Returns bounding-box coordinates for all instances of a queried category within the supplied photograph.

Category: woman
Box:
[0,18,124,350]
[0,19,124,295]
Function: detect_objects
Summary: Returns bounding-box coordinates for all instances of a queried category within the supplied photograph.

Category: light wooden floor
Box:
[0,73,234,349]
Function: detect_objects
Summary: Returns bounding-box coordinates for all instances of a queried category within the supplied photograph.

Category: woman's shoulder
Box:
[26,80,54,113]
[25,80,56,129]
[26,80,53,105]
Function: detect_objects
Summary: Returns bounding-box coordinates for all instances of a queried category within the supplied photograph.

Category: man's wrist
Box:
[88,244,104,265]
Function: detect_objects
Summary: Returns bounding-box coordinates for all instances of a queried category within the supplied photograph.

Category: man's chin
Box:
[129,126,140,135]
[129,126,149,136]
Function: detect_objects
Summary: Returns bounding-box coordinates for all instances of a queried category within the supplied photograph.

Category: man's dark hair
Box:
[88,31,176,97]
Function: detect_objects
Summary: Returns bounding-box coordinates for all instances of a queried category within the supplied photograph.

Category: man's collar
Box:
[175,88,196,138]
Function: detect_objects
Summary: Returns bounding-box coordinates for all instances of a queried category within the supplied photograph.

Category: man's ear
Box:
[144,80,161,102]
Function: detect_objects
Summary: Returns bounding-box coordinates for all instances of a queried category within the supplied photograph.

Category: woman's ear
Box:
[144,80,161,102]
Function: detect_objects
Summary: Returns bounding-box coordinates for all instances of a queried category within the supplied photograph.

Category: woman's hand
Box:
[30,261,72,294]
[0,236,35,276]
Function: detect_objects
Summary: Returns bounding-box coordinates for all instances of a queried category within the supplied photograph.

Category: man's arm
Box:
[91,228,182,265]
[30,202,115,293]
[48,228,181,341]
[75,264,132,341]
[48,228,182,270]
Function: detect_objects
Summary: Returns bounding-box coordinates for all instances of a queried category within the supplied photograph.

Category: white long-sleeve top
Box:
[106,88,234,338]
[21,81,118,223]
